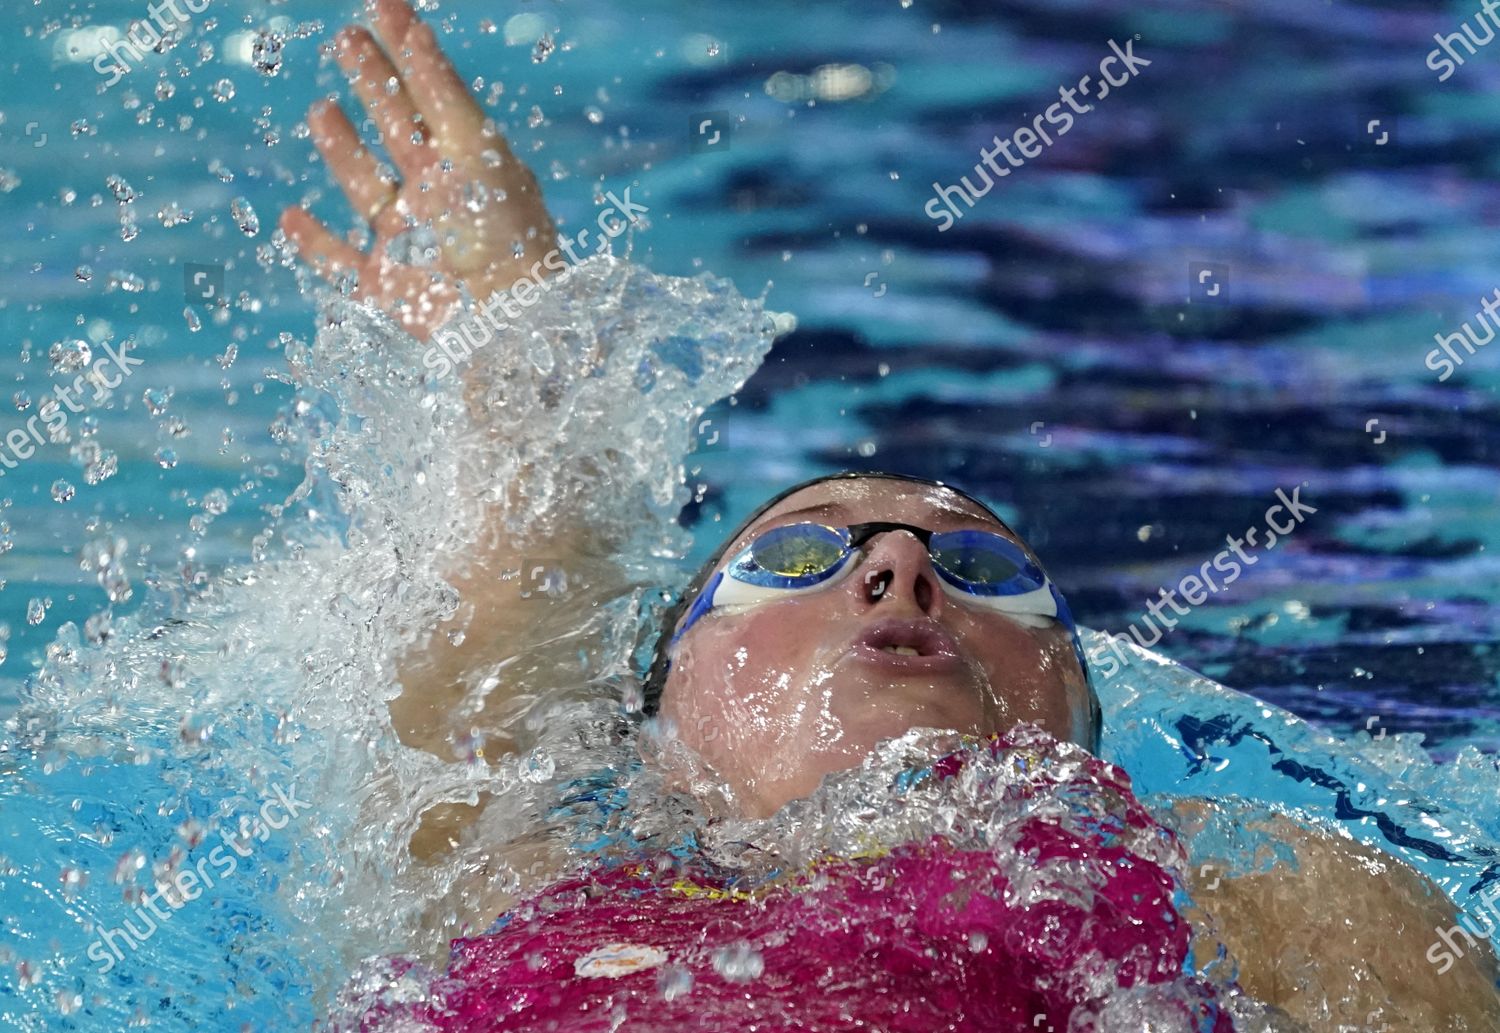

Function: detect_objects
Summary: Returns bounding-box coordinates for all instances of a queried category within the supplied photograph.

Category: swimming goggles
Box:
[670,521,1077,646]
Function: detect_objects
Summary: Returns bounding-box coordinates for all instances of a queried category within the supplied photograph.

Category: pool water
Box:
[2,0,1500,1029]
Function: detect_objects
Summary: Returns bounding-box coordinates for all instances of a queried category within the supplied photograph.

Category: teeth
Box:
[881,645,921,656]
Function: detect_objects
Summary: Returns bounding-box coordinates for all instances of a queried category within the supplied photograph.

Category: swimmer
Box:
[283,3,1500,1029]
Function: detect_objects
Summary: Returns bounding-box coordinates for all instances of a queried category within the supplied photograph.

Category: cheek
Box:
[962,618,1078,720]
[667,603,832,742]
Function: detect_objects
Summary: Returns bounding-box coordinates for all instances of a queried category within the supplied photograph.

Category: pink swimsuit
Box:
[362,734,1236,1032]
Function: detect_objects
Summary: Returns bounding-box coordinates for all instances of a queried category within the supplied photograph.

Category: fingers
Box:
[307,99,403,231]
[279,206,364,283]
[368,0,489,145]
[334,26,429,175]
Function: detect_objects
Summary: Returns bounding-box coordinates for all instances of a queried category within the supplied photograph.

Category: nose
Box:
[851,530,943,615]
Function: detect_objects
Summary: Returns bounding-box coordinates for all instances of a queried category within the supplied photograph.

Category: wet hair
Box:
[638,471,1103,753]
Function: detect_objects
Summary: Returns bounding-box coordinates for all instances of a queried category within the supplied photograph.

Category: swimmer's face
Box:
[657,478,1092,819]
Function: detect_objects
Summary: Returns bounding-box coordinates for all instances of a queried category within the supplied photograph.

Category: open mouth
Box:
[849,618,963,672]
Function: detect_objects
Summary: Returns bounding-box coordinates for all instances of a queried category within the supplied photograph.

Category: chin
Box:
[835,695,979,747]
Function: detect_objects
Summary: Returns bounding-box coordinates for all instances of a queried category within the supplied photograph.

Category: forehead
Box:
[726,478,1021,555]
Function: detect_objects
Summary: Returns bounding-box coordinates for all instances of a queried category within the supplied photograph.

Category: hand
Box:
[279,0,556,340]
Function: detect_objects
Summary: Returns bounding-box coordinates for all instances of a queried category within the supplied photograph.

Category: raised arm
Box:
[280,0,611,858]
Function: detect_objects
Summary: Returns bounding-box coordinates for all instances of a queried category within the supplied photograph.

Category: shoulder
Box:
[1170,797,1500,1031]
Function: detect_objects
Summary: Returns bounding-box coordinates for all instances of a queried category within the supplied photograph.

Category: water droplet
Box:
[532,34,555,63]
[584,106,604,124]
[51,480,76,503]
[154,447,178,469]
[105,174,135,204]
[59,866,87,900]
[84,451,118,486]
[527,105,545,129]
[706,41,721,57]
[202,488,229,516]
[183,307,202,333]
[75,264,92,283]
[461,181,489,213]
[155,77,176,101]
[26,597,47,626]
[252,31,283,76]
[211,78,236,103]
[157,202,193,227]
[231,197,260,236]
[84,611,113,644]
[657,963,694,1001]
[49,339,91,374]
[12,392,30,412]
[143,387,173,416]
[519,749,555,783]
[710,942,764,983]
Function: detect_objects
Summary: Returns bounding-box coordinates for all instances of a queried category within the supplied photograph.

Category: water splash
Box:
[0,255,784,1030]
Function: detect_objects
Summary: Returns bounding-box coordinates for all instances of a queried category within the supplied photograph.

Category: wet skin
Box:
[655,477,1091,819]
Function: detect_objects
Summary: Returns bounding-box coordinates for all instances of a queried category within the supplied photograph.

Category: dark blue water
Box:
[5,0,1496,756]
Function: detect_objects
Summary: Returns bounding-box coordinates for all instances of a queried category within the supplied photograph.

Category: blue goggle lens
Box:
[745,523,850,582]
[929,530,1027,589]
